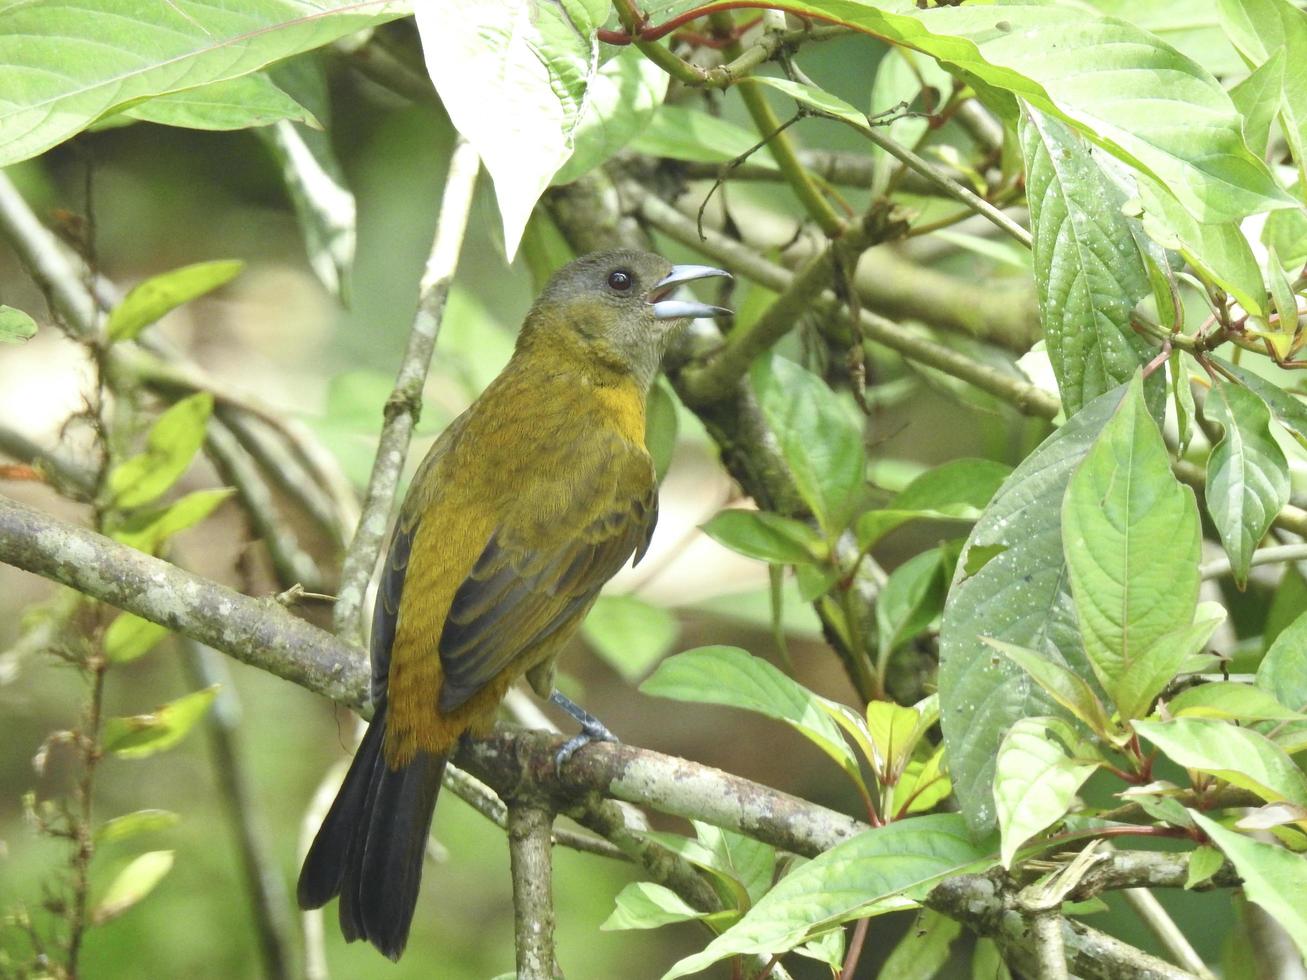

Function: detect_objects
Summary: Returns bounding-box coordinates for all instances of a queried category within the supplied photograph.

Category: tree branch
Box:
[507,801,559,980]
[332,136,480,644]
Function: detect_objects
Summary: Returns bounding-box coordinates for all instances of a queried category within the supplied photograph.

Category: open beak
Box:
[649,265,732,320]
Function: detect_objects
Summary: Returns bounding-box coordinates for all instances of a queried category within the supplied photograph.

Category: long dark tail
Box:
[297,702,447,961]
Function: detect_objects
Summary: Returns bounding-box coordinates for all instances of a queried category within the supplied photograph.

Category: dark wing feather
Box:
[368,518,416,708]
[437,487,657,712]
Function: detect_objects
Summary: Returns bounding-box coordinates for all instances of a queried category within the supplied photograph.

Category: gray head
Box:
[518,249,731,389]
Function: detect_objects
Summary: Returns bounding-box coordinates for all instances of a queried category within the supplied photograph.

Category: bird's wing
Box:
[436,464,658,712]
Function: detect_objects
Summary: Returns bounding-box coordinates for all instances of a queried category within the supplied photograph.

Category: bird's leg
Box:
[549,690,618,770]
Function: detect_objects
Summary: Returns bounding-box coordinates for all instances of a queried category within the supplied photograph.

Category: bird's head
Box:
[518,249,731,389]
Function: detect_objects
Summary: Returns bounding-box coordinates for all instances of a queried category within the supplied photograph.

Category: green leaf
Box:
[92,850,173,924]
[1113,606,1226,720]
[644,380,678,483]
[110,487,234,554]
[601,882,713,931]
[983,639,1114,741]
[1264,201,1307,270]
[1217,0,1307,181]
[941,384,1126,833]
[700,509,824,566]
[1258,608,1307,714]
[641,646,864,793]
[102,686,218,759]
[106,260,244,341]
[553,47,666,185]
[775,1,1293,221]
[96,809,180,844]
[1185,845,1225,890]
[413,0,609,258]
[1213,360,1307,450]
[1020,106,1157,418]
[866,697,936,780]
[119,73,315,131]
[868,48,955,196]
[1137,178,1267,318]
[894,745,952,818]
[1168,682,1305,722]
[108,393,214,508]
[972,938,1013,980]
[660,814,995,979]
[858,458,1010,549]
[1204,383,1291,587]
[581,596,678,683]
[994,717,1100,868]
[628,104,778,166]
[876,550,946,655]
[751,352,866,536]
[0,0,403,166]
[692,822,776,907]
[1229,48,1285,158]
[103,613,169,665]
[875,909,962,980]
[1191,811,1307,962]
[1134,717,1307,804]
[0,305,37,343]
[1062,374,1202,700]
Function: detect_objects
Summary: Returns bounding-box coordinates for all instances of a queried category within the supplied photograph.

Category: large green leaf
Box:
[1020,107,1157,418]
[776,0,1291,222]
[940,385,1125,833]
[641,646,864,792]
[627,104,778,166]
[661,814,995,979]
[1134,717,1307,804]
[414,0,608,258]
[1062,374,1201,700]
[1229,48,1285,158]
[1191,812,1307,962]
[857,458,1010,550]
[0,0,403,166]
[1204,383,1290,587]
[601,882,715,932]
[994,717,1099,868]
[701,509,825,566]
[751,352,866,537]
[116,73,315,131]
[1258,609,1307,713]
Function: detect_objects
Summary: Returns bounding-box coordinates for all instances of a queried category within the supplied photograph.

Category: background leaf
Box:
[581,595,678,682]
[1134,718,1307,804]
[106,260,244,342]
[0,305,37,343]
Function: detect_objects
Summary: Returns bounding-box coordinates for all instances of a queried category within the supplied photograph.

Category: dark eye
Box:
[607,269,633,292]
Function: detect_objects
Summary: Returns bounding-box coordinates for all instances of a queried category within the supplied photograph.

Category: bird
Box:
[297,249,730,960]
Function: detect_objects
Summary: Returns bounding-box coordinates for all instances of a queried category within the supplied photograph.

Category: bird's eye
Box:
[607,269,633,291]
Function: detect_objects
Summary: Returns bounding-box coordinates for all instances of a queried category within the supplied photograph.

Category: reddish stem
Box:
[599,1,844,45]
[840,918,870,980]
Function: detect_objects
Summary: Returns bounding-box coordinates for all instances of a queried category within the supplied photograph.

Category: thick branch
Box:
[507,802,559,980]
[0,494,367,707]
[333,137,480,644]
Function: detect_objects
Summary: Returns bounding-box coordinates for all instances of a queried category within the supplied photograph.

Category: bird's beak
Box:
[649,265,732,320]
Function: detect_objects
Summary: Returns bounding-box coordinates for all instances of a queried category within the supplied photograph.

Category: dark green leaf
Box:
[106,260,244,341]
[876,550,946,655]
[1204,383,1290,586]
[875,909,962,980]
[941,384,1125,833]
[1020,107,1157,418]
[983,639,1114,741]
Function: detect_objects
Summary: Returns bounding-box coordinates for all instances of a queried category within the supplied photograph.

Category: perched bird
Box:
[298,250,730,959]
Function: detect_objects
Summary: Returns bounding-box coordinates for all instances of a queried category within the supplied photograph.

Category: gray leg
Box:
[549,690,617,770]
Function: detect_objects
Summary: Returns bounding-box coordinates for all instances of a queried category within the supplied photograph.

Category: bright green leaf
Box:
[641,646,864,793]
[1134,717,1307,804]
[102,686,218,759]
[103,613,169,665]
[660,814,995,979]
[1186,845,1226,889]
[701,509,824,566]
[601,882,713,931]
[995,717,1100,868]
[1168,682,1305,722]
[1113,606,1226,720]
[553,47,667,185]
[692,822,776,907]
[1258,608,1307,714]
[96,809,180,844]
[1204,383,1290,587]
[581,596,678,683]
[1063,374,1202,699]
[0,305,37,343]
[1229,48,1285,158]
[106,260,244,341]
[111,487,234,554]
[941,384,1126,833]
[858,458,1009,550]
[866,699,930,779]
[108,393,214,508]
[120,73,316,131]
[751,352,866,536]
[893,745,952,817]
[0,0,403,166]
[1020,107,1157,418]
[413,0,609,258]
[92,850,173,924]
[1191,811,1307,961]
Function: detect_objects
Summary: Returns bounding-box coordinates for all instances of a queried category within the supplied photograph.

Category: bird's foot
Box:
[549,690,617,772]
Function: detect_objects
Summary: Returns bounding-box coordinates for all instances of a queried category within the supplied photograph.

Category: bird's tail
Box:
[297,701,446,961]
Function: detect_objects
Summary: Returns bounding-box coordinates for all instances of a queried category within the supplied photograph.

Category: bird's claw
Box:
[549,690,618,773]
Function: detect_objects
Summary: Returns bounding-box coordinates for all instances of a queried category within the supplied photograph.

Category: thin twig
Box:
[333,137,480,645]
[1199,543,1307,580]
[1120,888,1213,980]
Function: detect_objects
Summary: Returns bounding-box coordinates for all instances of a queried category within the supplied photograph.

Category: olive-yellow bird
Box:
[298,250,730,959]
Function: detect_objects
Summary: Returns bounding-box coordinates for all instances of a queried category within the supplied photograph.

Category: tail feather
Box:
[298,703,446,961]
